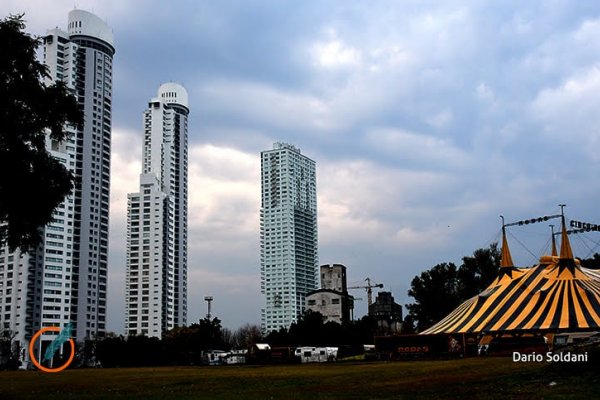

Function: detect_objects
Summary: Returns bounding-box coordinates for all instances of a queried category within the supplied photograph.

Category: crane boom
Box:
[348,277,383,306]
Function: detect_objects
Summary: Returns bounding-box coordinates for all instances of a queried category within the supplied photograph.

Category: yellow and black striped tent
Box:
[422,217,600,334]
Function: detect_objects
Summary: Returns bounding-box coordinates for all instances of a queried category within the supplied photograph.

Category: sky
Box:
[4,0,600,333]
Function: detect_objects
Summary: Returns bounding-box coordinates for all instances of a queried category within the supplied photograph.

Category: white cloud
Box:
[318,158,462,251]
[573,18,600,51]
[531,65,600,160]
[109,128,142,216]
[187,268,261,328]
[188,144,259,237]
[197,81,335,131]
[426,109,454,130]
[363,128,471,170]
[311,37,362,69]
[475,82,495,102]
[178,144,262,326]
[107,127,142,267]
[107,127,142,332]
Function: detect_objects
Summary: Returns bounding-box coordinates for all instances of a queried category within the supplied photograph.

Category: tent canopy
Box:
[422,216,600,335]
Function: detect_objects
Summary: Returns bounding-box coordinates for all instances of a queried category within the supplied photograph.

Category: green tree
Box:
[401,314,416,334]
[0,328,20,370]
[163,317,229,364]
[230,323,263,349]
[457,242,501,299]
[0,14,82,251]
[288,309,326,345]
[265,311,380,347]
[406,243,501,332]
[405,262,460,332]
[580,253,600,269]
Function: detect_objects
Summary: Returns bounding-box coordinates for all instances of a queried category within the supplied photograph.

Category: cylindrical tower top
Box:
[68,9,114,48]
[158,82,189,110]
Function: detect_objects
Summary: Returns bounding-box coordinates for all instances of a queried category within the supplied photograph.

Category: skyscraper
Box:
[260,143,318,333]
[125,83,189,338]
[0,9,114,354]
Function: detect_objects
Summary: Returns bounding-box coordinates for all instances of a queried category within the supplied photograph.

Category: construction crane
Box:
[348,278,383,306]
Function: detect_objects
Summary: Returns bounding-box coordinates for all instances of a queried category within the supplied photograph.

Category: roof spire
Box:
[500,216,514,268]
[559,204,574,260]
[556,204,577,276]
[550,224,558,257]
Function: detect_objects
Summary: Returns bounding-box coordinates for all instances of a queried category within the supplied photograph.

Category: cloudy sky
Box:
[5,0,600,333]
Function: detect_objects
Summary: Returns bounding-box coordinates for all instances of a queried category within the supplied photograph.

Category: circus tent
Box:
[421,215,600,335]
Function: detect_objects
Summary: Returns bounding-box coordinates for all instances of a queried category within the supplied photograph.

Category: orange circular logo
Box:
[28,327,75,373]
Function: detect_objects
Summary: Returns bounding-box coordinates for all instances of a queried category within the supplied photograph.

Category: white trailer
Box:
[294,347,338,363]
[224,349,247,365]
[201,350,228,366]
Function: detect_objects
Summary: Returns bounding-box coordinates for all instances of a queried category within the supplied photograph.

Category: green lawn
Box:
[1,358,599,399]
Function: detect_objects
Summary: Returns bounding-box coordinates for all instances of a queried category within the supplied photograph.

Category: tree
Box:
[162,317,230,364]
[405,243,501,332]
[0,14,82,251]
[230,323,263,349]
[580,253,600,270]
[401,314,416,334]
[265,312,380,347]
[288,309,327,345]
[0,328,20,370]
[405,262,460,332]
[457,242,501,300]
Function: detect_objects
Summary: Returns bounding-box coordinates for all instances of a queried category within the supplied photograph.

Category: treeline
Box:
[90,318,261,367]
[403,244,501,332]
[0,312,387,369]
[90,311,383,367]
[265,310,383,347]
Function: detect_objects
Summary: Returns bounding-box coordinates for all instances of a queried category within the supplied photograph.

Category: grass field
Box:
[1,357,599,399]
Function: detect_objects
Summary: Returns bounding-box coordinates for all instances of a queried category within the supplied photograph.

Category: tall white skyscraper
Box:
[0,9,114,355]
[125,83,189,338]
[260,143,318,333]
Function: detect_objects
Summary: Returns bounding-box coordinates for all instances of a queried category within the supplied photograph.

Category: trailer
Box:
[223,349,247,365]
[270,346,299,364]
[201,350,228,365]
[294,347,337,363]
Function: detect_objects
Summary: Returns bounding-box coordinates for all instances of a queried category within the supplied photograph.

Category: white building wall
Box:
[306,291,344,324]
[125,174,171,337]
[125,84,188,338]
[0,249,37,355]
[0,11,113,365]
[260,143,318,334]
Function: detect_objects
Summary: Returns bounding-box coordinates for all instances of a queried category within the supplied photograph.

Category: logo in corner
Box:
[28,323,75,373]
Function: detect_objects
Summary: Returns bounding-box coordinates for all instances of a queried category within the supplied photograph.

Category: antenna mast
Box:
[204,296,213,319]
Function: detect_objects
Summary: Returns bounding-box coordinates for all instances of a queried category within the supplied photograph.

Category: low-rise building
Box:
[306,264,354,324]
